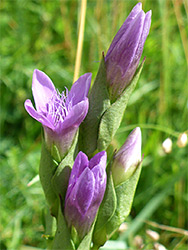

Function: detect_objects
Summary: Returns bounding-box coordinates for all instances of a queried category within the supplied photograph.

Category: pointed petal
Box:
[126,10,152,79]
[61,99,89,130]
[91,164,107,205]
[105,2,142,60]
[115,11,145,71]
[32,69,56,112]
[68,73,92,105]
[66,152,89,200]
[24,99,54,129]
[89,151,107,170]
[75,168,95,215]
[64,168,95,220]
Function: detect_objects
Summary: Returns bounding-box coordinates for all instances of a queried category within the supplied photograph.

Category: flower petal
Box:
[114,10,145,73]
[126,10,152,79]
[64,168,95,223]
[24,99,54,129]
[105,2,142,60]
[65,152,89,201]
[75,167,95,215]
[32,69,56,112]
[91,164,107,205]
[89,151,107,170]
[68,73,92,106]
[61,98,89,130]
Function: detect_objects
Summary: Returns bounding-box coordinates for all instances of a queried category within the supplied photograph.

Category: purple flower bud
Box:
[64,151,107,239]
[112,127,142,186]
[105,3,151,101]
[24,69,91,159]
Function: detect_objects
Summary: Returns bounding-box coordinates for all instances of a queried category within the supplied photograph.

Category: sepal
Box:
[39,133,58,217]
[52,199,75,250]
[92,161,142,247]
[97,59,145,151]
[92,161,117,247]
[52,132,78,205]
[79,55,111,156]
[106,161,142,237]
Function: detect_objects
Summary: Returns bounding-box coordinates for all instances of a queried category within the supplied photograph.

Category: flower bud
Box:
[177,132,187,148]
[146,229,160,241]
[64,151,107,239]
[105,3,151,101]
[24,69,91,160]
[162,138,172,154]
[112,127,142,186]
[154,243,167,250]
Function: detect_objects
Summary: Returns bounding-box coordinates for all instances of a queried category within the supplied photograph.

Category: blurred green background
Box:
[0,0,187,249]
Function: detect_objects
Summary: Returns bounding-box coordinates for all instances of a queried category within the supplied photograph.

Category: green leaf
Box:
[79,55,111,156]
[92,164,117,247]
[51,132,78,204]
[106,163,142,237]
[39,135,58,217]
[97,60,145,151]
[52,201,75,250]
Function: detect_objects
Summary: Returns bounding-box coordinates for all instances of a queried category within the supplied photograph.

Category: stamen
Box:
[46,88,73,127]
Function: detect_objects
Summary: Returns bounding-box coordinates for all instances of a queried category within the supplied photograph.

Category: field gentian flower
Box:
[24,69,91,159]
[105,3,151,101]
[64,151,107,239]
[112,127,142,186]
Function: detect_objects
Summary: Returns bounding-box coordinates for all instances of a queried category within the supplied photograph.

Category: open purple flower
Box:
[24,69,91,159]
[105,3,151,101]
[112,127,142,186]
[64,151,107,239]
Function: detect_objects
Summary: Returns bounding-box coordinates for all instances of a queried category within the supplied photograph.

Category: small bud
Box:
[112,127,142,186]
[133,235,144,248]
[177,132,187,148]
[118,222,128,233]
[154,243,167,250]
[162,138,172,154]
[146,229,160,241]
[64,151,107,239]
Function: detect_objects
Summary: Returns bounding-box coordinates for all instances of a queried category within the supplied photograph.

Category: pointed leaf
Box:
[39,134,58,216]
[97,60,145,151]
[106,163,142,237]
[92,171,117,247]
[52,132,78,204]
[52,201,75,250]
[79,55,111,156]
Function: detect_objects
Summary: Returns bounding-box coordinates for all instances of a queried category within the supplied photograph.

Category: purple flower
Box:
[64,151,107,239]
[112,127,142,186]
[24,69,91,159]
[105,3,151,101]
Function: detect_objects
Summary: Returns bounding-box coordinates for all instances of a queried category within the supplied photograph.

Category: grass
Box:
[0,0,187,249]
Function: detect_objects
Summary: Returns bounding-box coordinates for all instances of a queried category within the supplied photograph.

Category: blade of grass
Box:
[73,0,87,82]
[172,0,188,66]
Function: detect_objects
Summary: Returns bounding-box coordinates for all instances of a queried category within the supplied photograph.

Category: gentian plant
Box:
[24,2,151,250]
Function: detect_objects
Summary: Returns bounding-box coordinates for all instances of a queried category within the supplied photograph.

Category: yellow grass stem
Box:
[73,0,87,83]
